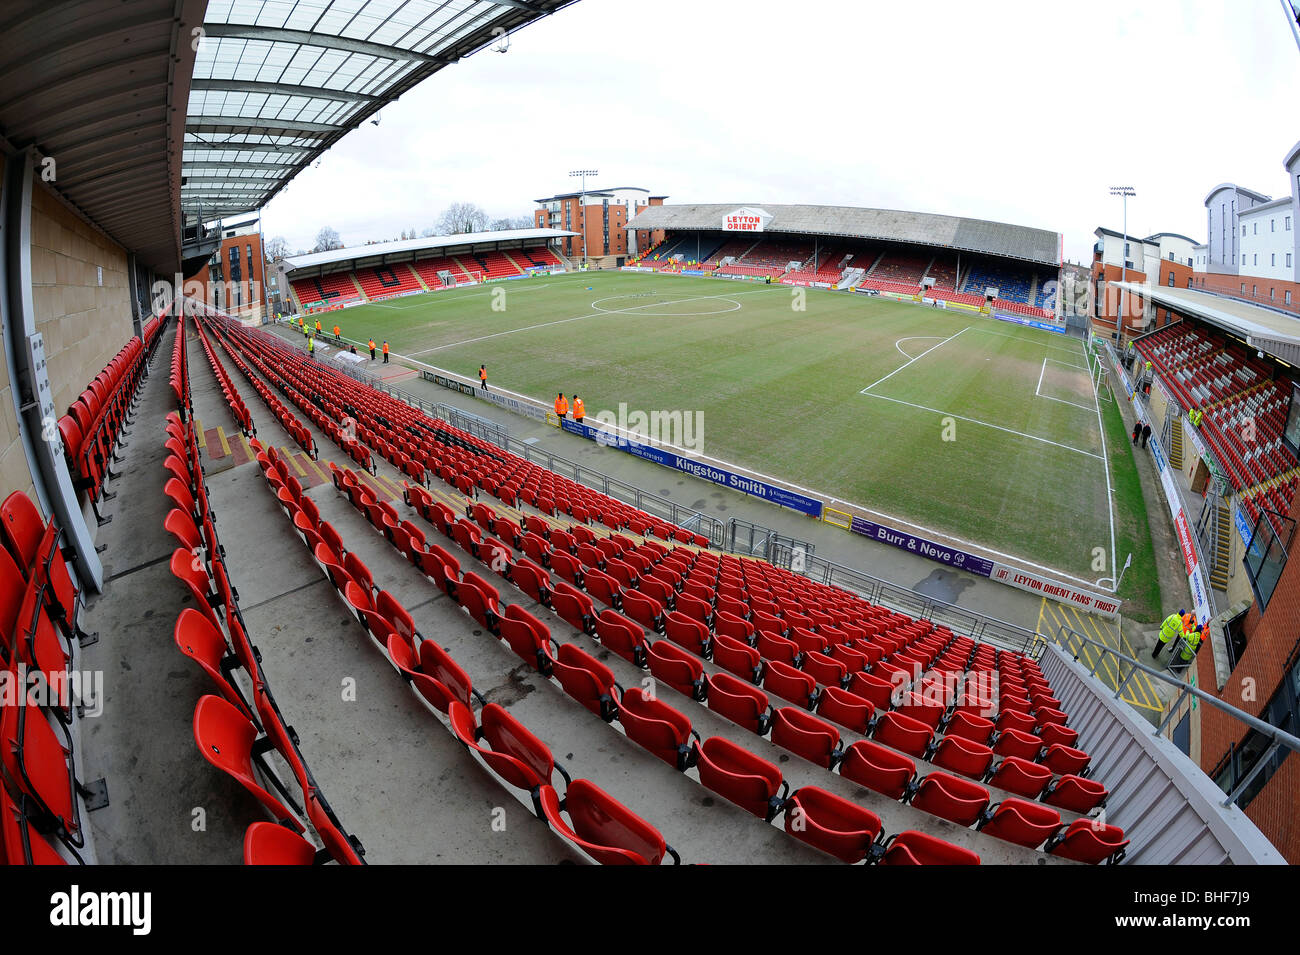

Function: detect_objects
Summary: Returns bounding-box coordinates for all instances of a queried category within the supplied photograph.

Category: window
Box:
[1124,242,1130,257]
[1288,254,1293,268]
[1214,648,1300,809]
[1288,291,1294,305]
[1253,284,1258,295]
[1255,254,1259,265]
[1287,216,1292,231]
[1271,219,1275,232]
[1243,224,1247,237]
[1272,254,1276,267]
[1270,288,1275,300]
[1244,509,1293,611]
[1167,271,1175,287]
[1253,222,1258,235]
[1241,283,1247,293]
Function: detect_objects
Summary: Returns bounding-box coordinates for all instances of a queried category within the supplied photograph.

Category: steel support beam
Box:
[0,149,103,591]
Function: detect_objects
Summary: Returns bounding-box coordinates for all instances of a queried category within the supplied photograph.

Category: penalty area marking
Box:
[860,326,969,393]
[895,336,949,360]
[1035,356,1096,412]
[858,392,1104,460]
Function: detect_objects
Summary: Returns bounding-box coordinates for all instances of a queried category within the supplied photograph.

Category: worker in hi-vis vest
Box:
[1153,609,1184,659]
[382,340,389,364]
[554,393,568,418]
[572,395,584,423]
[368,339,376,360]
[315,319,321,334]
[1179,627,1204,663]
[333,323,341,341]
[307,334,315,356]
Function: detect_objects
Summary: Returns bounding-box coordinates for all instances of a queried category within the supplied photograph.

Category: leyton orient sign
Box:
[722,207,772,232]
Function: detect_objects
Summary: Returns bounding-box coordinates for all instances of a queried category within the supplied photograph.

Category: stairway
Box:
[1209,499,1232,590]
[1169,416,1184,469]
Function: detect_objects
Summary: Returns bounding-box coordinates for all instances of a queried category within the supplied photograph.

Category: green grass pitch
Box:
[318,271,1127,585]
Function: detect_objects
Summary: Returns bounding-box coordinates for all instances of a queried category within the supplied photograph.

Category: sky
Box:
[261,0,1300,264]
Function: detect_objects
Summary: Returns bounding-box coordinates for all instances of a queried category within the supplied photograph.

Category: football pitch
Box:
[323,272,1121,583]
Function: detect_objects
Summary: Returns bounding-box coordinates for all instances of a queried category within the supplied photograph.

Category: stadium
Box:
[1,0,1299,900]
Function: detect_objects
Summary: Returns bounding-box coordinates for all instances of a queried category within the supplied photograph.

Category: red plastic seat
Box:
[617,688,696,770]
[1037,721,1080,749]
[927,734,994,780]
[978,798,1062,849]
[908,772,990,826]
[992,727,1043,761]
[663,610,710,657]
[847,670,898,711]
[192,695,304,831]
[878,830,980,865]
[647,639,705,701]
[694,736,787,821]
[497,605,556,674]
[551,643,620,721]
[538,779,678,865]
[621,588,664,633]
[706,672,772,734]
[763,658,819,709]
[595,609,647,666]
[986,755,1054,799]
[1046,819,1129,864]
[771,707,842,769]
[802,649,848,689]
[243,822,318,865]
[174,608,253,719]
[712,633,763,684]
[816,685,875,734]
[871,710,933,758]
[551,580,596,635]
[840,737,918,799]
[944,710,994,745]
[783,785,882,864]
[1040,743,1091,777]
[448,701,559,795]
[1043,774,1108,813]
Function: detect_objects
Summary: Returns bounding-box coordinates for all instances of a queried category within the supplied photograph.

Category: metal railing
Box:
[1055,624,1300,808]
[769,541,1046,657]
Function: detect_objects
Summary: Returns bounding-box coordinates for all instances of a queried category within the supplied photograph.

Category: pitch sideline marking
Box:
[1082,337,1118,585]
[859,326,970,393]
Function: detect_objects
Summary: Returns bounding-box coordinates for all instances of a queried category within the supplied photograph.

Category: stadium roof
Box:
[626,203,1061,266]
[282,227,575,272]
[1203,183,1273,206]
[535,186,652,202]
[1117,281,1300,366]
[0,0,206,273]
[182,0,577,223]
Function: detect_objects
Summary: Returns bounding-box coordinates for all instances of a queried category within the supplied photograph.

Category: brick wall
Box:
[1195,488,1300,861]
[1191,271,1300,314]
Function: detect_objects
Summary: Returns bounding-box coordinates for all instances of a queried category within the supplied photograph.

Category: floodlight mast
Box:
[1284,0,1300,55]
[569,169,598,266]
[1109,186,1136,347]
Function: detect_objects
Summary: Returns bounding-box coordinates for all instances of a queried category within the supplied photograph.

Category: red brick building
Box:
[533,187,665,266]
[191,218,269,322]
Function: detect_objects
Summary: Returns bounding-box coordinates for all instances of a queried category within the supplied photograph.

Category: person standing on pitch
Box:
[1141,422,1152,448]
[554,392,568,419]
[368,338,376,361]
[315,318,322,335]
[479,364,488,391]
[383,340,389,364]
[572,395,584,423]
[1153,608,1185,659]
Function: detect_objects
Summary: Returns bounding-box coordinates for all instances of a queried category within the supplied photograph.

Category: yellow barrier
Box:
[546,411,560,428]
[822,506,852,529]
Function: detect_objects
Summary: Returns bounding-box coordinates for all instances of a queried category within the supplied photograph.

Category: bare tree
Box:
[419,227,437,237]
[436,202,489,235]
[265,235,289,260]
[314,226,341,252]
[490,215,534,231]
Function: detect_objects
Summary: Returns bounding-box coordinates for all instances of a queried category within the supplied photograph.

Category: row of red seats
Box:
[354,265,423,300]
[404,477,1127,863]
[442,493,1125,854]
[210,318,709,546]
[870,251,930,285]
[289,273,362,310]
[0,489,98,864]
[191,316,253,435]
[60,316,161,523]
[323,463,681,864]
[213,315,1128,867]
[164,319,364,865]
[351,467,984,865]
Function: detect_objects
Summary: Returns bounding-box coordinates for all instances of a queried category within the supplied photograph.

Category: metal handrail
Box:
[1054,624,1300,808]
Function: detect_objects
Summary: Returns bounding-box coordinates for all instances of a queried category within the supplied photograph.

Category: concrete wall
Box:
[0,153,38,508]
[30,181,133,421]
[1239,202,1293,281]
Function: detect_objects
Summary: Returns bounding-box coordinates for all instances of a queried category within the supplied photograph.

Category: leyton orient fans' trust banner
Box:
[560,418,821,516]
